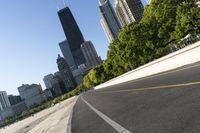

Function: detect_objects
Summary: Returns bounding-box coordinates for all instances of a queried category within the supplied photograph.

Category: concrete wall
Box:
[95,41,200,90]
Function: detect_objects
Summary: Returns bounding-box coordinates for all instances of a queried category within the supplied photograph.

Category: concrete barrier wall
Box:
[94,41,200,90]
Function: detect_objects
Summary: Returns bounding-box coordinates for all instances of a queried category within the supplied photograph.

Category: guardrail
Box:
[94,41,200,90]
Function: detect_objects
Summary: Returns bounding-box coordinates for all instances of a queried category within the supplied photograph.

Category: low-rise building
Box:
[11,101,27,116]
[8,95,22,106]
[0,108,14,121]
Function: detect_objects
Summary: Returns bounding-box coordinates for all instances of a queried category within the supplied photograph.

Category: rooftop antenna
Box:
[63,0,67,7]
[57,5,60,11]
[55,0,60,11]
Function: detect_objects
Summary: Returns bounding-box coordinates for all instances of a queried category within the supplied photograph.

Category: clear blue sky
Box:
[0,0,147,95]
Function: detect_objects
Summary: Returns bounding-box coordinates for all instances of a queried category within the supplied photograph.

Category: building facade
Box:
[8,95,22,106]
[11,101,27,116]
[42,89,53,100]
[57,55,76,92]
[0,91,11,111]
[18,84,44,107]
[99,0,121,42]
[43,74,54,89]
[59,40,77,70]
[81,41,102,68]
[49,73,63,97]
[0,108,14,121]
[58,7,86,67]
[115,0,144,26]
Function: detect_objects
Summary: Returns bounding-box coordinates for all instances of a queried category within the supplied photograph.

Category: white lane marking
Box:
[81,97,132,133]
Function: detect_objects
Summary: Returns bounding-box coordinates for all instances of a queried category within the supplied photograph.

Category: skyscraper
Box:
[0,91,11,111]
[115,0,144,26]
[59,40,77,70]
[58,7,86,66]
[57,54,76,91]
[81,41,102,68]
[99,0,121,42]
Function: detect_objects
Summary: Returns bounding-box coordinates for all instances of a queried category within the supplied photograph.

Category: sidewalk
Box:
[0,96,78,133]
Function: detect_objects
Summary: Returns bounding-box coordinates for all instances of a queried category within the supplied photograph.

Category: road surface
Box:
[72,62,200,133]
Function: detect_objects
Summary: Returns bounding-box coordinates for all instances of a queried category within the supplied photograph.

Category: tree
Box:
[171,0,200,40]
[82,0,199,88]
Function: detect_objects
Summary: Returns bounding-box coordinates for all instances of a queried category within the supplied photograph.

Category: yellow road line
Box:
[124,63,200,85]
[98,81,200,93]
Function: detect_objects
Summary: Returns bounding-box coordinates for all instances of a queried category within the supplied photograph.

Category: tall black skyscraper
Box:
[58,7,86,67]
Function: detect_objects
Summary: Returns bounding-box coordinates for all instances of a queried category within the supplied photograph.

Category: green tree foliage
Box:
[171,0,200,40]
[82,0,200,89]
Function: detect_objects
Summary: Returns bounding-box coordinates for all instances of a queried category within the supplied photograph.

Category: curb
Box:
[66,96,78,133]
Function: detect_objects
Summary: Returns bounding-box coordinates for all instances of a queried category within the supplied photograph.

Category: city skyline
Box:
[0,0,147,95]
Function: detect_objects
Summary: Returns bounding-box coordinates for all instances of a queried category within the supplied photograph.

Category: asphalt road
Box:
[71,62,200,133]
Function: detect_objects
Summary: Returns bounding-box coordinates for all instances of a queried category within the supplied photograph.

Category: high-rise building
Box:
[58,7,86,66]
[59,40,77,70]
[57,54,76,92]
[0,91,11,111]
[81,41,102,68]
[18,84,44,107]
[43,74,54,89]
[99,0,121,42]
[115,0,144,26]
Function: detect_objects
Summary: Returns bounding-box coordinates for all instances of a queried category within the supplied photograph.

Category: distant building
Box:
[0,108,14,121]
[115,0,144,26]
[8,95,22,106]
[0,101,27,121]
[11,101,27,116]
[18,84,44,107]
[43,74,54,89]
[81,41,102,68]
[72,69,84,86]
[0,92,26,121]
[59,40,77,70]
[57,55,76,92]
[50,73,65,97]
[99,0,121,42]
[0,91,11,111]
[58,7,86,66]
[42,89,53,100]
